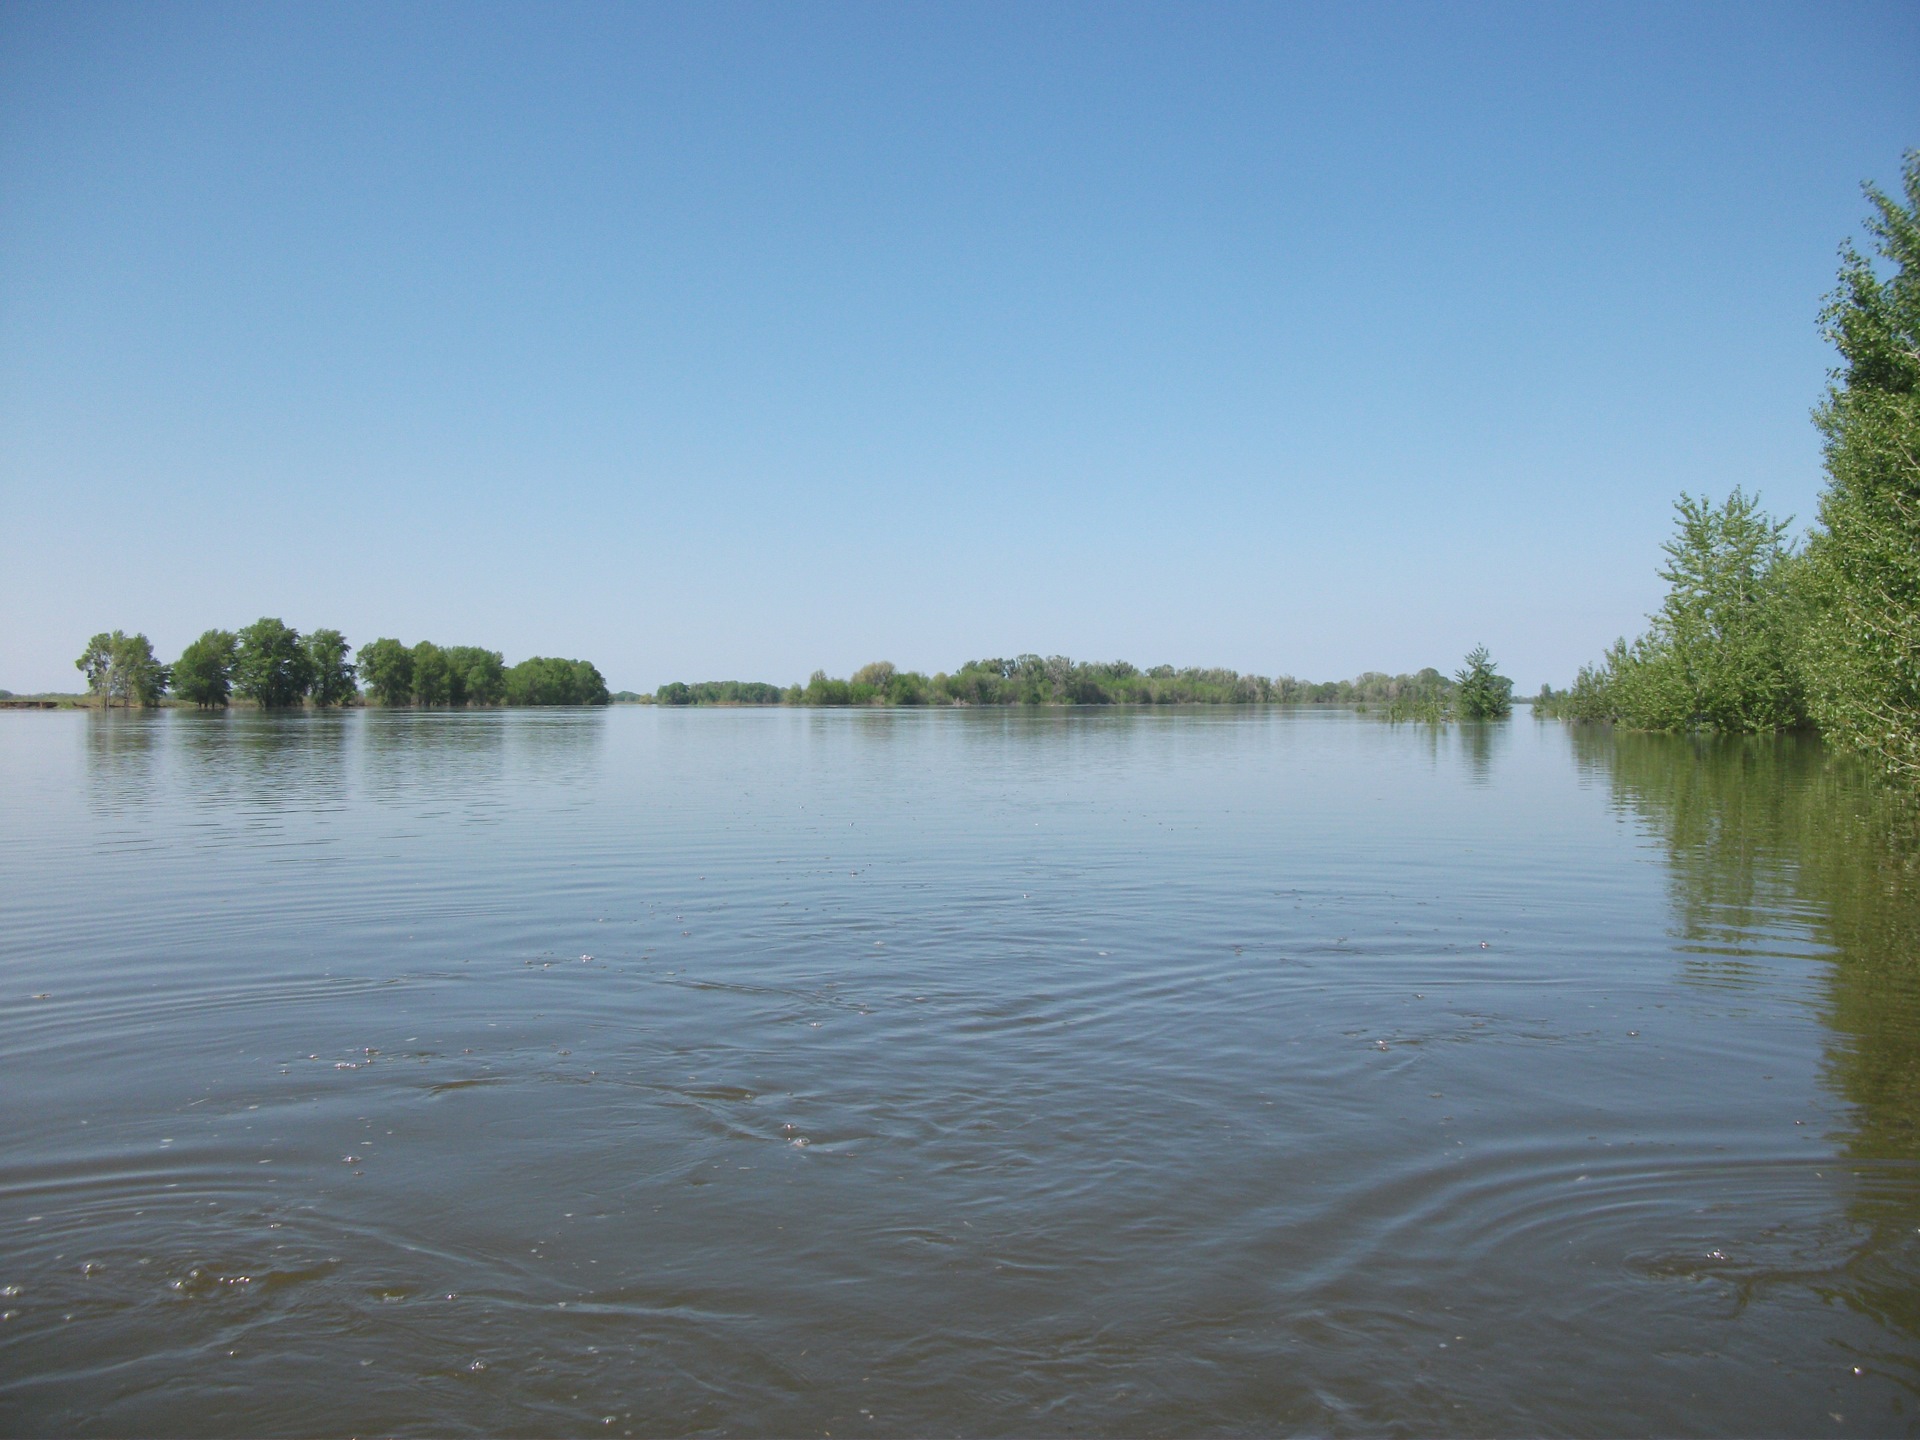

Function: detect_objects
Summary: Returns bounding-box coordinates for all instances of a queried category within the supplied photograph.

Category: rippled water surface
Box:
[2,706,1917,1436]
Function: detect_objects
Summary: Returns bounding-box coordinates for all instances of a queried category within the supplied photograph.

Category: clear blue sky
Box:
[2,2,1914,693]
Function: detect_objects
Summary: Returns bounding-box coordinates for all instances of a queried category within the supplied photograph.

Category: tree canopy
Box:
[1801,151,1920,782]
[504,656,610,706]
[74,631,169,708]
[68,623,611,709]
[306,629,358,707]
[1453,647,1514,720]
[172,629,238,708]
[233,618,315,708]
[356,638,415,707]
[648,656,1502,713]
[1548,152,1920,785]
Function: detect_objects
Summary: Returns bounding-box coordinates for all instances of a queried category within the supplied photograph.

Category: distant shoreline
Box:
[0,696,1539,713]
[14,650,1515,719]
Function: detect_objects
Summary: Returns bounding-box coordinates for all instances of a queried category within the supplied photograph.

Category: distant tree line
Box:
[74,620,608,708]
[657,680,786,706]
[655,651,1512,718]
[1538,155,1919,785]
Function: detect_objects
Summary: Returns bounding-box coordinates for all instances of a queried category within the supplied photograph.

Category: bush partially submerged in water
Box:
[1554,153,1920,784]
[1454,646,1514,720]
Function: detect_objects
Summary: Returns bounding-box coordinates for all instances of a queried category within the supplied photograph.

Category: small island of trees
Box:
[72,623,609,709]
[652,652,1513,719]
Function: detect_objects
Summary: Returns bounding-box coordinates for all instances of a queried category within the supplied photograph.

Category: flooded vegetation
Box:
[1,706,1916,1434]
[655,657,1477,710]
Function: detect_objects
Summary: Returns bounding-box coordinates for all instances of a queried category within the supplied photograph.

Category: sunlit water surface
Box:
[2,707,1917,1436]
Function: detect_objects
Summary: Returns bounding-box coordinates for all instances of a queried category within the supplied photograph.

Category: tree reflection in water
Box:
[1572,725,1920,1346]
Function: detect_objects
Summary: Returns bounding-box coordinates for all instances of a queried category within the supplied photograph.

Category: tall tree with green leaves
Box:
[504,657,610,705]
[1569,491,1805,733]
[75,630,170,708]
[410,641,452,705]
[1802,152,1920,783]
[173,629,238,708]
[1647,490,1804,732]
[444,646,505,706]
[1453,646,1513,720]
[356,638,414,706]
[116,633,169,707]
[304,629,357,707]
[75,632,116,706]
[234,617,314,708]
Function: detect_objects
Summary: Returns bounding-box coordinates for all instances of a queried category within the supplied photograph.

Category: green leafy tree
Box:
[75,632,115,706]
[1627,492,1804,731]
[410,641,452,705]
[885,669,931,705]
[803,670,853,706]
[304,629,357,707]
[504,656,609,705]
[650,679,786,705]
[570,660,610,706]
[1453,646,1513,720]
[444,646,505,706]
[1565,492,1805,733]
[1801,152,1920,782]
[234,617,314,708]
[75,630,170,708]
[173,629,238,708]
[356,638,415,706]
[117,633,169,707]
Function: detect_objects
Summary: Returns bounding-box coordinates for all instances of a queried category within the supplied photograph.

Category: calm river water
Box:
[2,706,1917,1436]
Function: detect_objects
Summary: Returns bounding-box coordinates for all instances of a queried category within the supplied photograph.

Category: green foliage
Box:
[803,670,854,706]
[72,623,610,709]
[884,669,930,705]
[1543,653,1627,723]
[386,642,507,706]
[304,629,358,707]
[234,618,314,708]
[1563,492,1805,734]
[75,634,113,702]
[1384,691,1451,725]
[360,637,605,706]
[657,680,785,705]
[356,638,414,706]
[503,656,610,706]
[75,630,170,708]
[1573,726,1920,1172]
[444,646,505,706]
[1801,151,1920,783]
[1453,646,1514,720]
[1649,491,1804,731]
[173,630,238,708]
[932,655,1283,705]
[1552,154,1919,780]
[121,634,170,707]
[410,642,452,705]
[647,658,1500,710]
